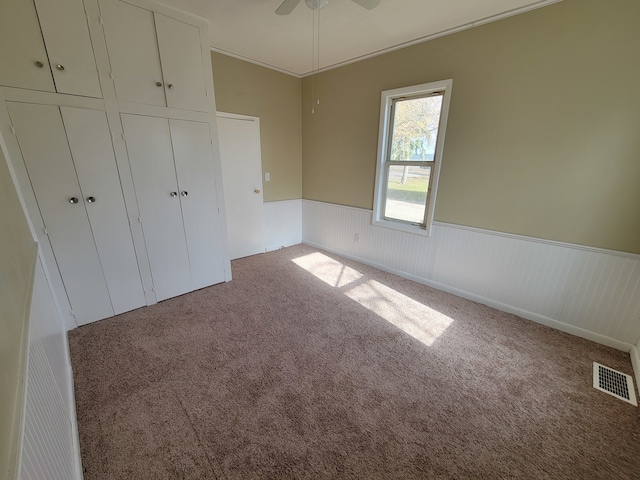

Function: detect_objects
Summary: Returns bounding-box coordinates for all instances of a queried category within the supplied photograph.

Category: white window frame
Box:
[372,79,453,236]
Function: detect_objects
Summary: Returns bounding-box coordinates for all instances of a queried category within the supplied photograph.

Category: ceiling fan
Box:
[276,0,381,15]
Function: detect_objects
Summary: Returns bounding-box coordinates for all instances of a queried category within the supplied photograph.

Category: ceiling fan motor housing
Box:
[305,0,329,10]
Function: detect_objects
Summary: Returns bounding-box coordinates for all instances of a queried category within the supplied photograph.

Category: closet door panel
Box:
[0,0,55,92]
[121,114,191,301]
[155,14,207,112]
[100,0,166,107]
[171,119,225,290]
[34,0,102,97]
[7,102,114,324]
[61,107,145,314]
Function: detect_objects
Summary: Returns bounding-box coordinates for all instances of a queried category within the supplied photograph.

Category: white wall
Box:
[264,199,302,252]
[18,254,82,480]
[302,200,640,351]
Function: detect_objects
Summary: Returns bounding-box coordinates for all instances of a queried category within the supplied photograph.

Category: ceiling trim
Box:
[297,0,563,77]
[210,47,303,78]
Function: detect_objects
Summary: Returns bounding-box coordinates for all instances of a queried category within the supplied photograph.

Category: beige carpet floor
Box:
[69,244,640,479]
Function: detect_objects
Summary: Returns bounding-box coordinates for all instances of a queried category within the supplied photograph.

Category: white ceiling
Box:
[157,0,560,77]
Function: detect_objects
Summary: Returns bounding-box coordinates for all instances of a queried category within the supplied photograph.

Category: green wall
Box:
[302,0,640,253]
[0,139,36,480]
[211,52,302,202]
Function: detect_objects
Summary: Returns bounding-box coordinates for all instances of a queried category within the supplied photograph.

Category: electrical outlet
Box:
[265,172,270,182]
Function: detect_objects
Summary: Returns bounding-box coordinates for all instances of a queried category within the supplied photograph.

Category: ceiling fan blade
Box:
[276,0,302,15]
[350,0,381,10]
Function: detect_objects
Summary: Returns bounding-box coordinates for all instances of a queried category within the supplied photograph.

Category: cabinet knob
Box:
[34,61,44,68]
[56,64,65,71]
[170,191,178,197]
[69,197,79,204]
[181,191,188,197]
[254,189,261,194]
[167,84,174,90]
[156,81,163,87]
[86,196,96,203]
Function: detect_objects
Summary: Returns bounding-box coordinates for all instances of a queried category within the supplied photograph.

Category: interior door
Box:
[154,13,208,112]
[0,0,55,92]
[217,114,265,260]
[61,107,145,314]
[34,0,102,97]
[100,0,166,107]
[7,102,114,324]
[171,119,225,290]
[121,114,192,302]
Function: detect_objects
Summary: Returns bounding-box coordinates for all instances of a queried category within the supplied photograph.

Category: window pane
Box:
[390,95,443,162]
[385,165,430,224]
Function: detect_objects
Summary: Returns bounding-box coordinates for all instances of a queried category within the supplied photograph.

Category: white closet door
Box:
[7,102,114,324]
[155,14,208,112]
[121,114,192,301]
[171,119,225,290]
[61,107,144,314]
[100,0,166,107]
[34,0,102,98]
[0,0,55,92]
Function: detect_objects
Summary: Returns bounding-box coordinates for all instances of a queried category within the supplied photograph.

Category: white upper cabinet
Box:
[0,0,101,97]
[100,0,208,112]
[154,14,208,112]
[0,0,55,92]
[33,0,103,97]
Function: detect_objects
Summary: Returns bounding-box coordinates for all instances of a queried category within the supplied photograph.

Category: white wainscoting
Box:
[302,200,640,351]
[263,199,302,252]
[18,253,82,480]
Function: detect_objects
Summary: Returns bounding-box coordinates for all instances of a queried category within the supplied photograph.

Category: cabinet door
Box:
[171,119,225,290]
[100,0,166,107]
[7,102,114,324]
[61,107,144,314]
[0,0,55,92]
[34,0,102,98]
[121,114,192,301]
[155,14,208,112]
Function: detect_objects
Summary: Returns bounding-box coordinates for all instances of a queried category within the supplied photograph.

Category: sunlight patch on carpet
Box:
[292,252,453,346]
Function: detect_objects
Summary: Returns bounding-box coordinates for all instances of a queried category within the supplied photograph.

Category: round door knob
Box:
[86,196,96,203]
[170,191,178,197]
[254,189,261,194]
[56,64,65,71]
[68,197,79,204]
[156,81,163,87]
[167,84,174,90]
[181,191,188,197]
[34,61,44,68]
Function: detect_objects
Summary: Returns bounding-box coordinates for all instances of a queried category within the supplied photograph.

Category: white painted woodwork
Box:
[20,254,81,480]
[33,0,102,98]
[263,200,303,252]
[217,114,265,259]
[121,113,192,301]
[61,107,145,314]
[0,0,55,92]
[100,0,166,107]
[7,102,114,324]
[155,14,208,112]
[302,200,640,349]
[171,119,225,289]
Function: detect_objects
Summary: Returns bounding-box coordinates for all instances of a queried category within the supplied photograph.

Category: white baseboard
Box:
[303,239,634,353]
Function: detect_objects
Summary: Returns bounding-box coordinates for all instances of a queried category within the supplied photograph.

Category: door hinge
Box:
[70,309,76,319]
[43,227,49,236]
[121,132,125,141]
[99,15,104,25]
[138,216,142,224]
[10,125,16,136]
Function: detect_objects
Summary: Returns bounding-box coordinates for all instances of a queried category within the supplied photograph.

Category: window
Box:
[372,79,452,235]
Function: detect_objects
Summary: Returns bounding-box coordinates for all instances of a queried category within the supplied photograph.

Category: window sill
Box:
[372,218,432,237]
